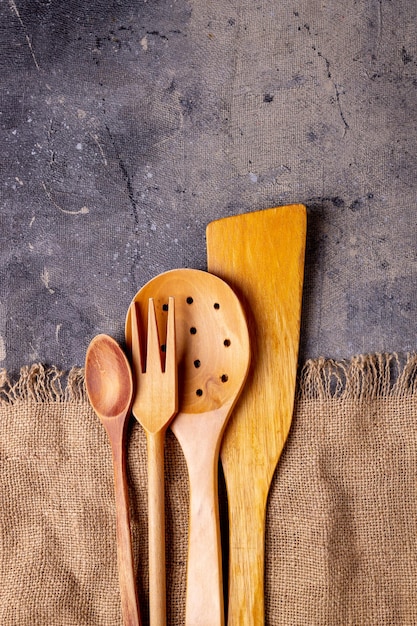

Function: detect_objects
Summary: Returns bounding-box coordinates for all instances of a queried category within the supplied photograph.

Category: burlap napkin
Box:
[1,353,416,625]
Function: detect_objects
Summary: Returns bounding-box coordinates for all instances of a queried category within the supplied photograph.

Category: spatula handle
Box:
[226,493,267,625]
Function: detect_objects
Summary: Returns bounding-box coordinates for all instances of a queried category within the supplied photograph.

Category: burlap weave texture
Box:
[0,354,416,625]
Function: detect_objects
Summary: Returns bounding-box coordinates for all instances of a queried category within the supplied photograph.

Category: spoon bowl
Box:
[86,335,133,420]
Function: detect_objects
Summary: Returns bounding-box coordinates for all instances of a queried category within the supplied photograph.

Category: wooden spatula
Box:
[206,204,306,625]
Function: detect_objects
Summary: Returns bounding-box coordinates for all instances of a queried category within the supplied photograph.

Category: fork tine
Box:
[130,301,144,375]
[165,296,176,376]
[146,298,163,375]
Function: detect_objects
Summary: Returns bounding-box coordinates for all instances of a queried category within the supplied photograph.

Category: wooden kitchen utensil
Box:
[85,334,141,626]
[125,269,250,626]
[206,204,306,624]
[128,297,177,626]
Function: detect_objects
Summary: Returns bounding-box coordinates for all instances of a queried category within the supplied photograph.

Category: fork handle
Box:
[147,430,167,626]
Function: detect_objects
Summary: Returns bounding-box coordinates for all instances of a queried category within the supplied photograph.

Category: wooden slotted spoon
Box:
[125,268,250,626]
[206,204,306,624]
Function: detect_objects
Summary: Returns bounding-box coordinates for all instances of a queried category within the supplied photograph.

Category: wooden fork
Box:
[129,297,178,626]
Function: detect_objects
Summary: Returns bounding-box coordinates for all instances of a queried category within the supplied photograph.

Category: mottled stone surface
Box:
[1,0,416,376]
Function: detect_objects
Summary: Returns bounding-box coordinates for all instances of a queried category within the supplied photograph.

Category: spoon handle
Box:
[146,430,167,626]
[172,413,225,626]
[110,426,141,626]
[187,452,224,625]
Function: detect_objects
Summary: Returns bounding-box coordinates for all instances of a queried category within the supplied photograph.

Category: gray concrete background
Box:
[1,0,416,377]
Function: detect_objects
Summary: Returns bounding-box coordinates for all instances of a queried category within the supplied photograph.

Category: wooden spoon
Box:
[85,334,141,626]
[206,205,306,624]
[125,269,250,626]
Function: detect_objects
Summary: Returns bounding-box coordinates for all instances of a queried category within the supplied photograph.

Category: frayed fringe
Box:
[0,353,416,406]
[0,364,86,405]
[298,353,417,401]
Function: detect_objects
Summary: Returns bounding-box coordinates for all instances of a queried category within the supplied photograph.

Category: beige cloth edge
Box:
[1,351,416,406]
